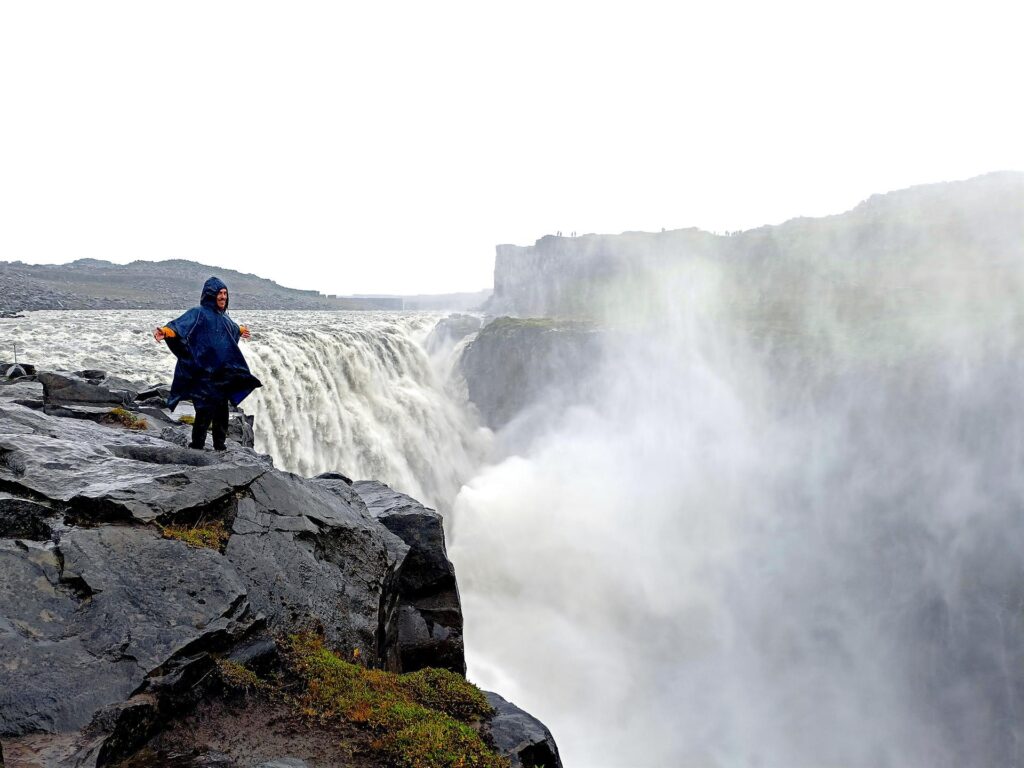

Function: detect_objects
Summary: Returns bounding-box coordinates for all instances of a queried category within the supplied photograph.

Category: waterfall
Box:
[1,309,488,512]
[242,312,488,509]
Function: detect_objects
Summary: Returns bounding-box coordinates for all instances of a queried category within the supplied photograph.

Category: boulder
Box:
[135,386,171,403]
[0,529,257,739]
[37,372,133,407]
[351,480,465,674]
[485,692,563,768]
[0,380,44,409]
[226,470,409,666]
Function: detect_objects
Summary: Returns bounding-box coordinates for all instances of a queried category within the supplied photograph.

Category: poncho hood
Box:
[200,276,229,312]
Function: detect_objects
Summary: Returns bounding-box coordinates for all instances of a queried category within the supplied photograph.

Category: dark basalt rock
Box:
[38,372,134,407]
[225,470,408,666]
[136,386,171,403]
[312,472,367,514]
[0,529,256,740]
[485,692,563,768]
[351,480,465,674]
[0,380,44,410]
[0,495,53,540]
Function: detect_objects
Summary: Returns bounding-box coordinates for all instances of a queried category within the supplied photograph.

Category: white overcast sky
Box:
[1,1,1021,295]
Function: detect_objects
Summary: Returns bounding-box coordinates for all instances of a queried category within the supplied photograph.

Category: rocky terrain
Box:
[0,364,560,768]
[0,260,490,313]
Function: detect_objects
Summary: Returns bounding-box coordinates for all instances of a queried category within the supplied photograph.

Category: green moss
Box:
[215,658,268,693]
[402,667,494,720]
[177,414,195,425]
[287,633,506,768]
[160,519,230,551]
[105,407,148,430]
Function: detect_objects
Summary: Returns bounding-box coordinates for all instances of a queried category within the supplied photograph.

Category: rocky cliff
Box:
[457,318,604,431]
[486,172,1024,320]
[0,366,560,768]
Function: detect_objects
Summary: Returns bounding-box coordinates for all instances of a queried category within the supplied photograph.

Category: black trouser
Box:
[191,399,229,450]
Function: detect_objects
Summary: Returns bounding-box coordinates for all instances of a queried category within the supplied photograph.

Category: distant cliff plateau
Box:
[0,258,491,313]
[485,171,1024,324]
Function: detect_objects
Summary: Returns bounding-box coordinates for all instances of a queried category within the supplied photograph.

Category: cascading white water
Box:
[241,313,488,509]
[0,310,488,511]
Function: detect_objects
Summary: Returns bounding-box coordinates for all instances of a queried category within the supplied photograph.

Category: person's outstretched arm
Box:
[153,326,177,342]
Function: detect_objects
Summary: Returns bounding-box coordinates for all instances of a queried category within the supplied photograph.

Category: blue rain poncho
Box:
[163,277,263,410]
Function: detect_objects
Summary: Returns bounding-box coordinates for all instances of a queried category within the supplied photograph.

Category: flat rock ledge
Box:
[0,369,560,768]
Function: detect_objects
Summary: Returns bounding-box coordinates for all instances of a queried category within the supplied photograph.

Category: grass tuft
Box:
[160,519,230,551]
[177,414,195,425]
[105,407,148,430]
[215,658,268,693]
[286,633,506,768]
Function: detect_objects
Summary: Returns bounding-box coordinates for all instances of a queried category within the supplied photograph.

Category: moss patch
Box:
[160,519,230,551]
[177,414,195,425]
[287,633,507,768]
[105,407,148,430]
[216,659,269,693]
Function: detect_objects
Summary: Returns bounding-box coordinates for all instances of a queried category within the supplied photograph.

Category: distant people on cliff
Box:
[153,277,262,451]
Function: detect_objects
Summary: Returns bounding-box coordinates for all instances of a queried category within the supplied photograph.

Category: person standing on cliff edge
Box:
[153,277,262,450]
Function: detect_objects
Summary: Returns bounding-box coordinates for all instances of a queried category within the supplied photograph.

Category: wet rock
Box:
[226,411,255,449]
[37,372,133,408]
[136,386,171,403]
[352,480,465,674]
[312,473,368,515]
[225,470,408,666]
[0,495,53,540]
[0,528,256,738]
[255,760,309,768]
[0,380,44,410]
[41,403,128,424]
[485,692,563,768]
[0,404,267,525]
